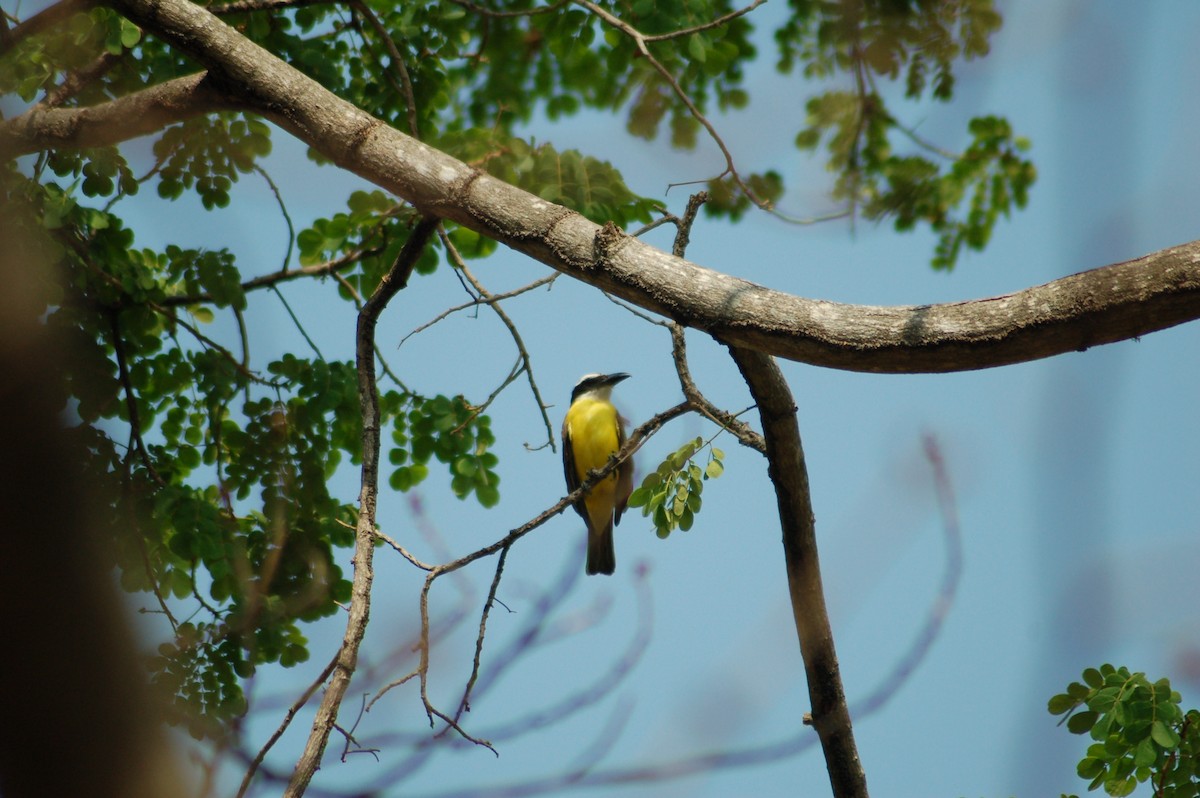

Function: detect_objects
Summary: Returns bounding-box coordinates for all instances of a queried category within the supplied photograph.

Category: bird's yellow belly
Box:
[568,399,621,480]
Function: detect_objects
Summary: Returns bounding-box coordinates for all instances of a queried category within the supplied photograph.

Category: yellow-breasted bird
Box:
[562,373,633,575]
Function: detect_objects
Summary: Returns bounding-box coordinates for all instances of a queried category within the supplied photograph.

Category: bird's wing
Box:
[562,418,589,522]
[614,413,634,524]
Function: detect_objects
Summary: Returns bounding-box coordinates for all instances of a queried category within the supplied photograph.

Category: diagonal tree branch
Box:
[282,216,440,797]
[23,0,1200,375]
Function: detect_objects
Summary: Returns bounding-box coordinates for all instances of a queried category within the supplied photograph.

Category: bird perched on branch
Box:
[562,372,633,575]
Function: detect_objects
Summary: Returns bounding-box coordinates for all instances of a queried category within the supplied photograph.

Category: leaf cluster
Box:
[0,177,501,735]
[627,436,724,537]
[1050,665,1200,798]
[776,0,1001,100]
[762,0,1029,268]
[388,394,501,509]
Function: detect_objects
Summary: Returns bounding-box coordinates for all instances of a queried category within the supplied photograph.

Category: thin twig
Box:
[441,234,558,450]
[374,528,436,571]
[642,0,766,42]
[445,0,569,18]
[159,246,384,307]
[399,274,556,346]
[270,284,325,361]
[254,164,296,273]
[452,543,511,722]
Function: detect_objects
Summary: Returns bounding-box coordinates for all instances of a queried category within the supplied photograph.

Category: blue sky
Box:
[14,1,1200,795]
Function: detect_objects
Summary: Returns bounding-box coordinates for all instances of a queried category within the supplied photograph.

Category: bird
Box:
[562,372,634,575]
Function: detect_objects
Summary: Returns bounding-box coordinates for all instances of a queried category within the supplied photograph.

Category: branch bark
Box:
[15,0,1200,372]
[728,346,868,798]
[0,72,234,158]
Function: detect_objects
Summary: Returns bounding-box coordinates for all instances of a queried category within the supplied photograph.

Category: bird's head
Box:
[571,372,630,402]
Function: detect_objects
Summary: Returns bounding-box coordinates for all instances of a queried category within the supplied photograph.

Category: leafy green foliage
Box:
[150,622,250,741]
[771,0,1027,268]
[776,0,1001,99]
[628,436,724,538]
[795,96,1035,270]
[154,115,272,208]
[389,394,501,508]
[464,137,661,227]
[297,190,431,296]
[1050,665,1200,797]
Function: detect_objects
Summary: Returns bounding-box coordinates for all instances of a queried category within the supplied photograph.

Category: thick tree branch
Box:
[36,0,1200,372]
[728,346,868,798]
[0,72,235,159]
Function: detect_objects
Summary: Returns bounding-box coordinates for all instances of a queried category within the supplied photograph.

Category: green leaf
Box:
[1048,693,1077,715]
[1076,757,1105,780]
[120,19,141,48]
[1133,736,1157,768]
[1151,720,1181,749]
[1067,710,1099,735]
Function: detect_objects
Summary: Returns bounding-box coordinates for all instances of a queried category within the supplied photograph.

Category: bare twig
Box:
[400,274,557,346]
[452,543,511,723]
[643,0,766,42]
[255,164,296,273]
[446,0,569,18]
[669,323,764,453]
[441,230,557,449]
[374,528,436,571]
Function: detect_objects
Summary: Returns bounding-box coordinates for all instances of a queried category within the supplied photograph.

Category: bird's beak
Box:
[605,372,631,385]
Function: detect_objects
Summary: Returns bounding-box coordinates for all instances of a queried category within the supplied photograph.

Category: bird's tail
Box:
[586,522,615,576]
